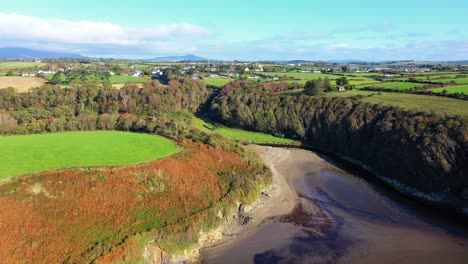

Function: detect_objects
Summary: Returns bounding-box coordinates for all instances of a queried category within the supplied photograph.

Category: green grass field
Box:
[262,72,378,87]
[109,75,148,83]
[0,131,180,178]
[0,61,45,70]
[261,71,340,80]
[43,73,62,82]
[344,72,385,77]
[416,74,460,80]
[43,74,148,84]
[402,71,458,76]
[326,90,468,116]
[436,77,468,84]
[192,117,297,144]
[431,85,468,94]
[360,81,426,90]
[203,77,233,87]
[348,78,380,86]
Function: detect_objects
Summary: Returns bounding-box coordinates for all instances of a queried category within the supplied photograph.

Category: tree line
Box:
[210,81,468,210]
[0,77,210,137]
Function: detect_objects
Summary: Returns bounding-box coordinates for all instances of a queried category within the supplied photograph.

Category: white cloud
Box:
[328,43,350,49]
[0,12,210,56]
[0,12,466,60]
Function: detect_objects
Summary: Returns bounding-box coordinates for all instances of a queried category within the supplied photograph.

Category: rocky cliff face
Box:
[143,198,267,263]
[143,216,232,264]
[144,242,170,264]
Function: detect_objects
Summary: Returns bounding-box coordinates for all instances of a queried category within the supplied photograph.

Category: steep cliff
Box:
[210,85,468,212]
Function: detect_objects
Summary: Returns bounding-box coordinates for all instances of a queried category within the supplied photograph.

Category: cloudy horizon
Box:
[0,0,467,61]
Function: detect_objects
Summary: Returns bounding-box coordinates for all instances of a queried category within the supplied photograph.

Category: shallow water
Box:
[202,148,468,264]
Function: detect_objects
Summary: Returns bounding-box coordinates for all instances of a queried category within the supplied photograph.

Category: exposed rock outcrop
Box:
[144,242,170,264]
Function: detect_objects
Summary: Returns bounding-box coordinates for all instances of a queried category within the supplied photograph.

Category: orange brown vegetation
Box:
[0,140,261,263]
[0,76,48,92]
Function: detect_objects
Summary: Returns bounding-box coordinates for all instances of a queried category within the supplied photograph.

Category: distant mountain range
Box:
[0,47,465,64]
[0,47,86,59]
[144,54,209,62]
[327,60,367,64]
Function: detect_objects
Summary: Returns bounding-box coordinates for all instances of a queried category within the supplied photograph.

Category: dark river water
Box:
[202,147,468,264]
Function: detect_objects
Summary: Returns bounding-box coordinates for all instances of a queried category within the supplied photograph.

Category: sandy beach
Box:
[201,146,468,264]
[200,146,333,262]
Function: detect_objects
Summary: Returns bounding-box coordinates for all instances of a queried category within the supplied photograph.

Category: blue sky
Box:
[0,0,467,60]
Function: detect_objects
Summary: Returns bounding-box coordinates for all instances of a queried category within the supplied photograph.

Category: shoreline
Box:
[199,146,468,264]
[145,145,300,264]
[256,142,468,220]
[301,144,468,220]
[198,145,327,262]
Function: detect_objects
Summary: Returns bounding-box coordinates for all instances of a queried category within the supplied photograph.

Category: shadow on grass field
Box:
[191,117,297,144]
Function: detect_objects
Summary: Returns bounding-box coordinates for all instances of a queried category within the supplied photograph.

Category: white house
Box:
[37,70,56,74]
[337,86,346,92]
[132,70,143,77]
[244,68,250,72]
[152,69,163,77]
[21,72,36,77]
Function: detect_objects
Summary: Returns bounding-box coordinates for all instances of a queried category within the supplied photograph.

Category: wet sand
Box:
[201,146,468,264]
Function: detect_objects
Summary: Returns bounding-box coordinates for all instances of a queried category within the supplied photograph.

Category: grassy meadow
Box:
[0,131,180,178]
[431,84,468,94]
[192,117,297,144]
[0,61,45,70]
[43,74,148,84]
[361,81,427,90]
[109,75,148,83]
[326,90,468,116]
[261,71,340,80]
[203,77,233,87]
[436,77,468,84]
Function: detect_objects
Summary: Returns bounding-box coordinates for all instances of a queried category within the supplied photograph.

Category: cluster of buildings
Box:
[21,70,56,77]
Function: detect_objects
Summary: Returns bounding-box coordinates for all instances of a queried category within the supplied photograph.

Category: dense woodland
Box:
[210,81,468,208]
[0,78,210,136]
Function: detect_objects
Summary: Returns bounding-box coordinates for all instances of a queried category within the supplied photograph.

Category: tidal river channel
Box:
[201,146,468,264]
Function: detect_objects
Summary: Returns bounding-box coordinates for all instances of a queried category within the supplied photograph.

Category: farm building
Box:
[152,69,163,78]
[132,70,142,77]
[37,70,55,74]
[337,86,346,92]
[21,72,36,77]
